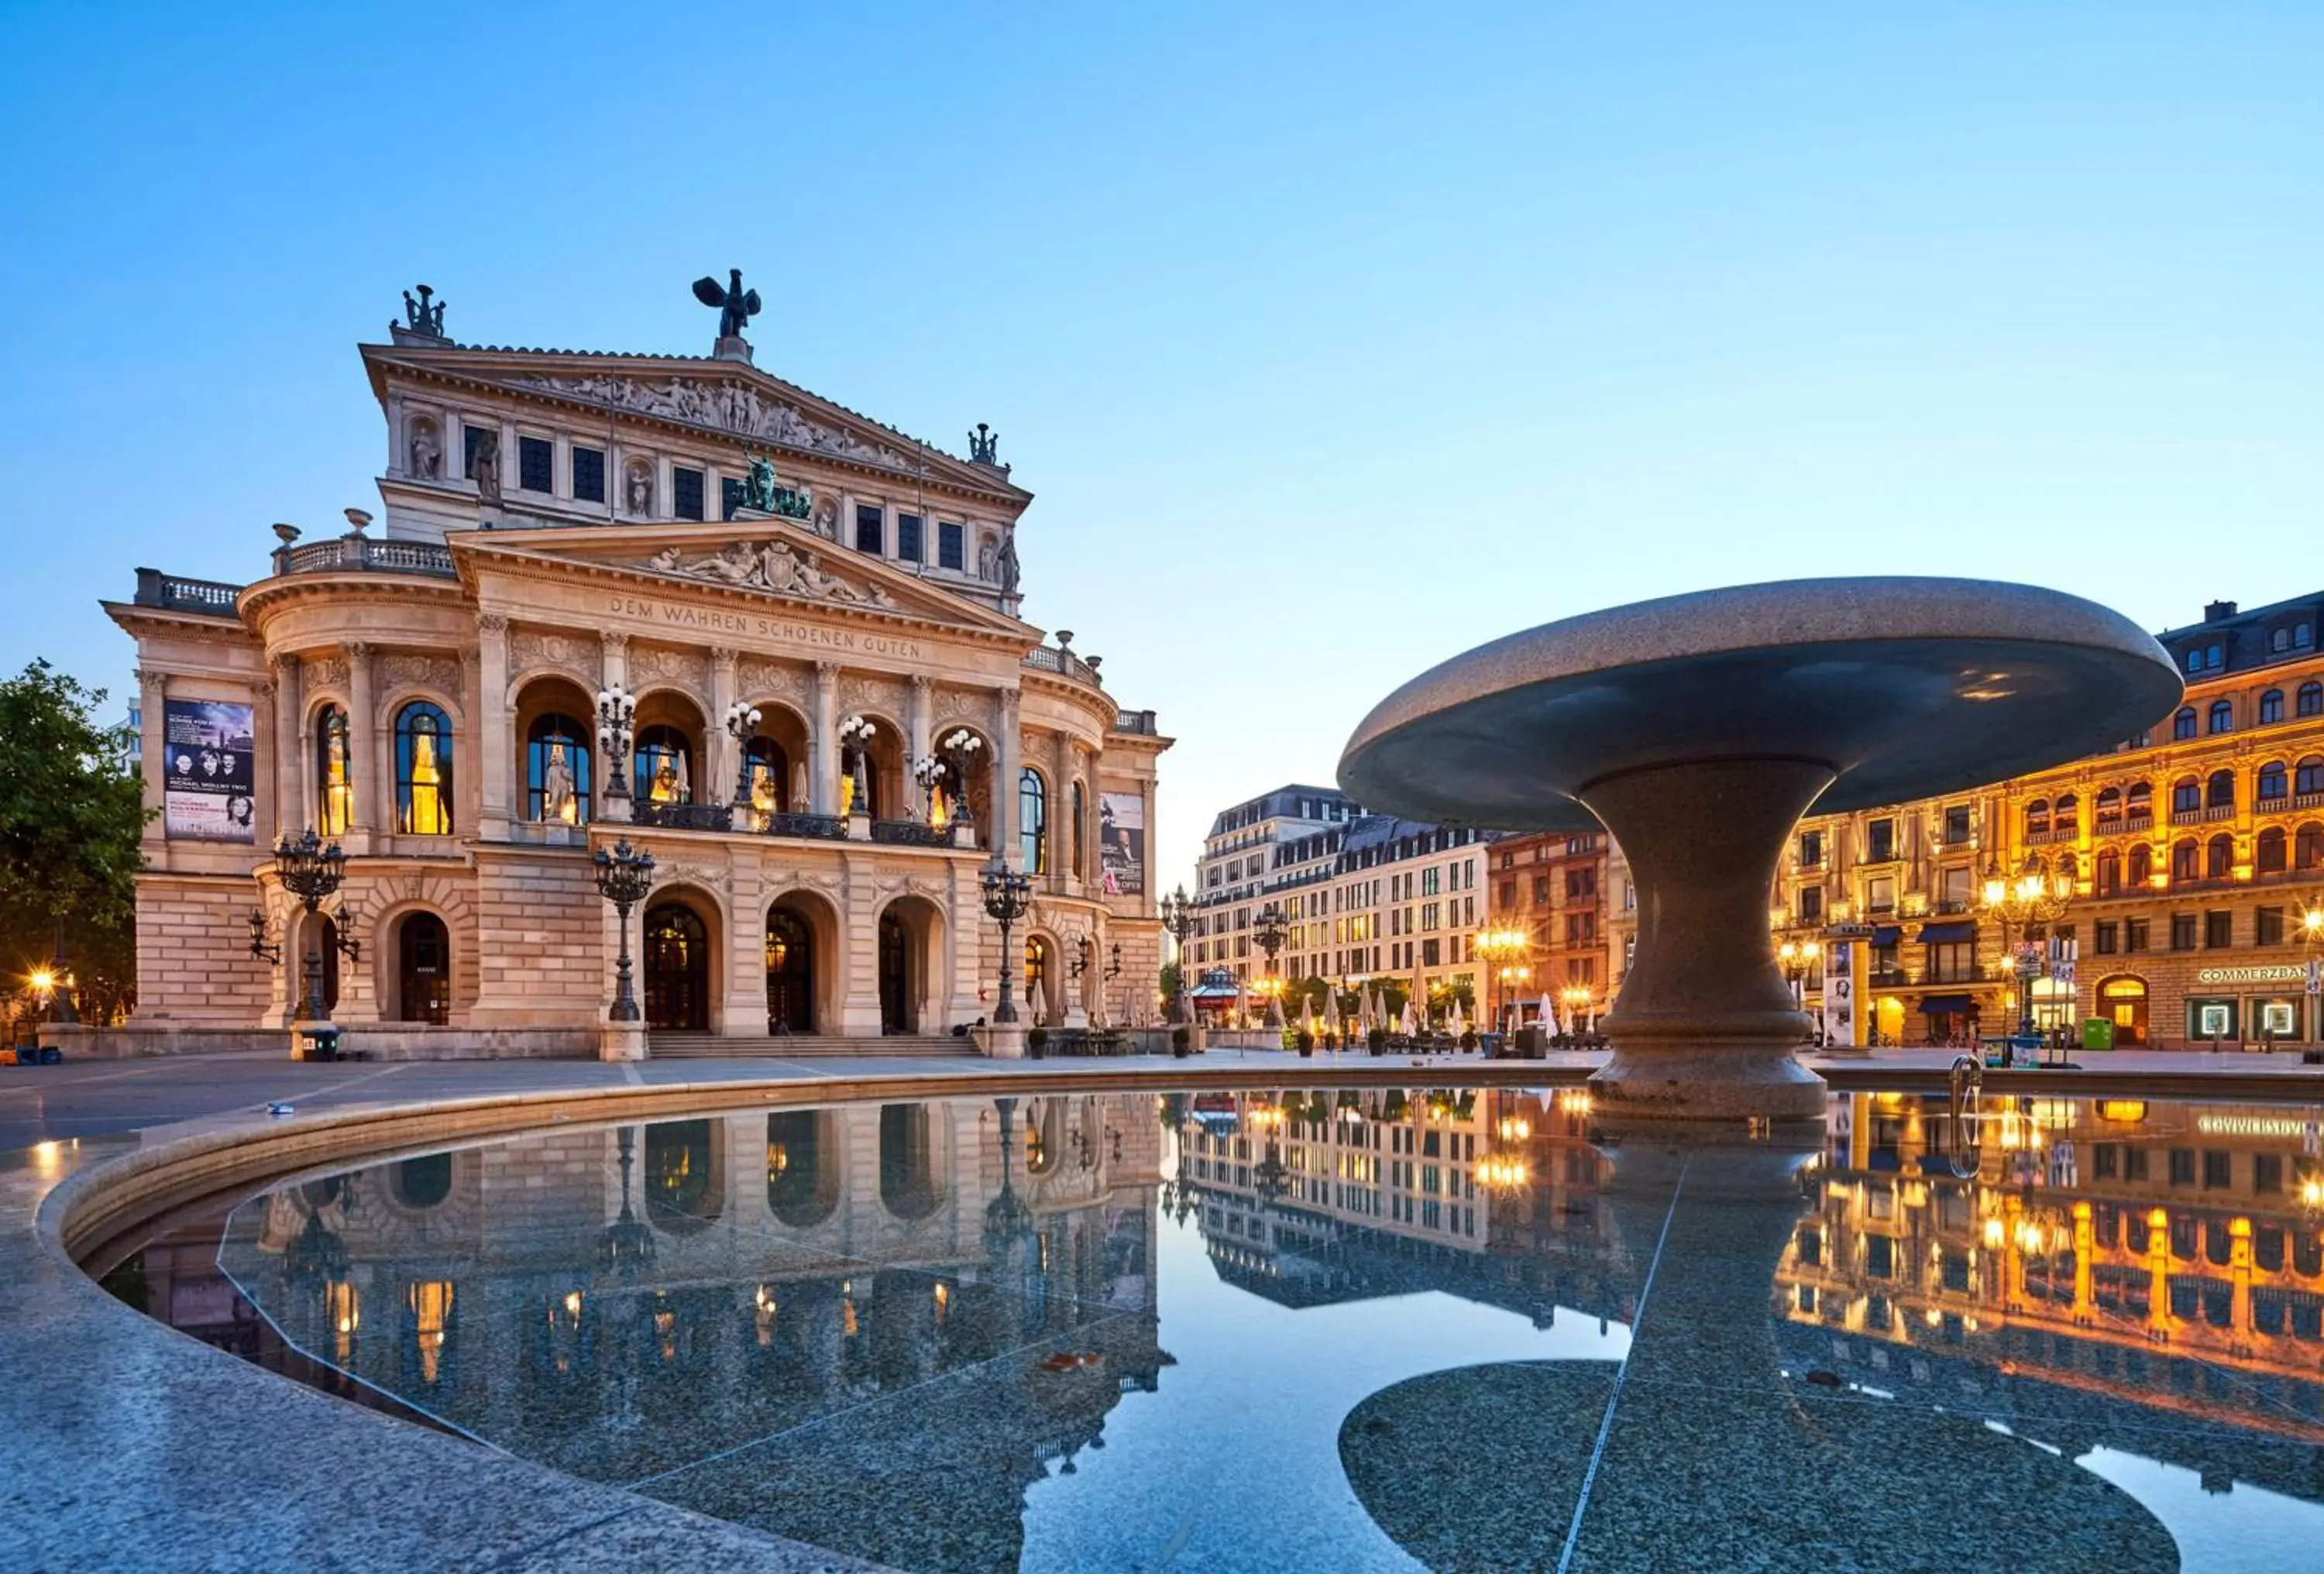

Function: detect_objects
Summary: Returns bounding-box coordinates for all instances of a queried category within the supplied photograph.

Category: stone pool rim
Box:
[23,1053,2324,1569]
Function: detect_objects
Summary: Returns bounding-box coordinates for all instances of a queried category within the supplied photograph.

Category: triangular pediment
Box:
[362,343,1026,503]
[450,520,1037,643]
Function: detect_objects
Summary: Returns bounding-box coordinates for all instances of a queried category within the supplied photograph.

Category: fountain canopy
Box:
[1338,577,2182,831]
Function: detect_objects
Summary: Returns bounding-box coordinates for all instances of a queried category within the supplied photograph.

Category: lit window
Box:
[525,713,592,823]
[315,705,352,835]
[1019,768,1047,873]
[394,702,454,835]
[2172,707,2197,741]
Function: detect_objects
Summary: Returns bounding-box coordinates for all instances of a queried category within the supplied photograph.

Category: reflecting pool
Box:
[106,1087,2324,1571]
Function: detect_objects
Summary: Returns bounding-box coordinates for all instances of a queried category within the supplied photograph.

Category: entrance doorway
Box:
[766,907,814,1034]
[2101,976,2148,1046]
[397,912,449,1023]
[878,911,912,1033]
[318,917,342,1014]
[645,903,710,1031]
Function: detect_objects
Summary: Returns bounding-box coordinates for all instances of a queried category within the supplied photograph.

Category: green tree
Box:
[1159,960,1182,1008]
[0,662,148,1022]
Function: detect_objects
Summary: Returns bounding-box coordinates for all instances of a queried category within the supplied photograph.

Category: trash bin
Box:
[2081,1018,2115,1053]
[295,1025,342,1062]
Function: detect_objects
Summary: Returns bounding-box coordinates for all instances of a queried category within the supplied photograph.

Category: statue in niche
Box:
[995,531,1019,593]
[467,428,501,504]
[810,493,838,538]
[978,535,997,583]
[543,742,577,823]
[626,462,654,515]
[408,420,442,479]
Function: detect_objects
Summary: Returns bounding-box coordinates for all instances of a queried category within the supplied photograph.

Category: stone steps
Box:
[649,1033,980,1059]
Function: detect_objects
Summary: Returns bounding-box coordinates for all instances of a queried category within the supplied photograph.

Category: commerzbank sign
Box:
[2194,964,2310,985]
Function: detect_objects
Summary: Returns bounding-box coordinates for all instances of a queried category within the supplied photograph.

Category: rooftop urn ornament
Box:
[968,422,1003,466]
[1338,576,2185,1124]
[693,267,761,360]
[392,284,448,343]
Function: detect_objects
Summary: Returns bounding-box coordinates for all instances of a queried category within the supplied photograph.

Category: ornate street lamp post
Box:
[1777,938,1822,1007]
[1253,903,1289,1030]
[979,859,1034,1025]
[724,700,763,808]
[1978,854,2074,1040]
[266,829,360,1023]
[934,729,984,833]
[593,840,655,1024]
[1160,885,1198,1024]
[596,684,637,816]
[1474,926,1529,1034]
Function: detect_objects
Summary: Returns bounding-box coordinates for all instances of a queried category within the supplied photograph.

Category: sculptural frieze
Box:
[638,541,896,610]
[379,653,462,696]
[502,373,929,476]
[628,644,708,692]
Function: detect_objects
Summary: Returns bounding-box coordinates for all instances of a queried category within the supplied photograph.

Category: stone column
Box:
[136,668,167,852]
[345,642,377,852]
[477,614,514,840]
[710,648,737,806]
[811,661,839,816]
[839,848,882,1035]
[270,653,302,840]
[995,689,1022,868]
[907,675,932,813]
[1052,730,1074,892]
[461,644,485,834]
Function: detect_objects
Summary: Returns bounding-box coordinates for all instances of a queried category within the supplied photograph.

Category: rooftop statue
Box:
[968,422,1002,465]
[692,268,761,345]
[740,451,778,513]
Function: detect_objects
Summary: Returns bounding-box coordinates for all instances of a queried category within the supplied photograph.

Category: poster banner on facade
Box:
[1099,792,1144,895]
[1822,940,1855,1046]
[162,699,256,841]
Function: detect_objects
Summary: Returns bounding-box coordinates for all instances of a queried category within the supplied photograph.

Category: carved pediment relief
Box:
[630,644,708,692]
[509,627,599,683]
[638,539,896,611]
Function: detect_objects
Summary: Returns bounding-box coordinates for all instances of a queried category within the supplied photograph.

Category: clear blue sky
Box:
[5,3,2320,885]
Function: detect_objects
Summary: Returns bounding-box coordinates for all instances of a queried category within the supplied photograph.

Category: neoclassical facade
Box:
[108,290,1170,1053]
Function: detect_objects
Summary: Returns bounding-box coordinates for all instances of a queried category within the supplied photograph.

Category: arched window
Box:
[2298,756,2324,796]
[2173,707,2198,741]
[2298,824,2324,871]
[2257,826,2288,875]
[315,705,352,835]
[2260,689,2284,725]
[1071,780,1086,877]
[2095,849,2120,895]
[2024,799,2051,837]
[2171,777,2200,816]
[2258,761,2288,802]
[2125,781,2152,817]
[2206,769,2236,809]
[2208,699,2234,735]
[2057,851,2078,888]
[394,702,454,835]
[2206,833,2235,880]
[743,736,787,818]
[525,713,591,823]
[2127,844,2153,886]
[2095,786,2121,826]
[2301,682,2323,719]
[634,724,693,803]
[2054,794,2078,834]
[1019,767,1047,873]
[2171,839,2199,882]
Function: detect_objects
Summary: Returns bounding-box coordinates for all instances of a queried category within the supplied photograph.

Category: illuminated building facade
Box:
[1776,593,2324,1048]
[102,288,1169,1053]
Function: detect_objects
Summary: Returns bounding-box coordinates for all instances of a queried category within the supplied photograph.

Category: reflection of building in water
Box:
[1782,1091,2324,1452]
[211,1095,1165,1565]
[1171,1088,1629,1324]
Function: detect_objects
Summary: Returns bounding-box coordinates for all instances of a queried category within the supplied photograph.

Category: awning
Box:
[1918,921,1976,945]
[1919,994,1975,1015]
[1869,926,1903,947]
